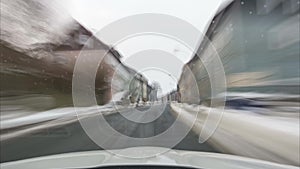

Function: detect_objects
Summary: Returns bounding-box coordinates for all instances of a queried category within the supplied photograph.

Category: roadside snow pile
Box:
[170,102,300,166]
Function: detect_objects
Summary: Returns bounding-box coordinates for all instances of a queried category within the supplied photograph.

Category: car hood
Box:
[1,147,297,169]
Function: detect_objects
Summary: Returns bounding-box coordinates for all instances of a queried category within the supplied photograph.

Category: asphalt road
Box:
[1,104,217,162]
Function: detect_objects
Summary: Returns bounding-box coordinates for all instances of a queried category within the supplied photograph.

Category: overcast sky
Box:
[61,0,224,94]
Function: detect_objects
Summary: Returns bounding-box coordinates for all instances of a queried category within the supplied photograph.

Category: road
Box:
[1,104,217,162]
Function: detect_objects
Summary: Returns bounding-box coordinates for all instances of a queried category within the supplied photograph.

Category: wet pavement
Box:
[1,104,217,162]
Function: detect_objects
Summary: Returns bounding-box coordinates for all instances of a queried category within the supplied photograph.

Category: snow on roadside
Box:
[170,103,300,166]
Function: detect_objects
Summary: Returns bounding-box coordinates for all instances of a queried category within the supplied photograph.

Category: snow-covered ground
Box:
[0,104,127,141]
[170,102,300,166]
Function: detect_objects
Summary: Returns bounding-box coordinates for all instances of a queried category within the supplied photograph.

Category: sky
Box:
[60,0,225,94]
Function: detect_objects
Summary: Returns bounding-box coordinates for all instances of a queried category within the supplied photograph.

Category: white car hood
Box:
[1,147,297,169]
